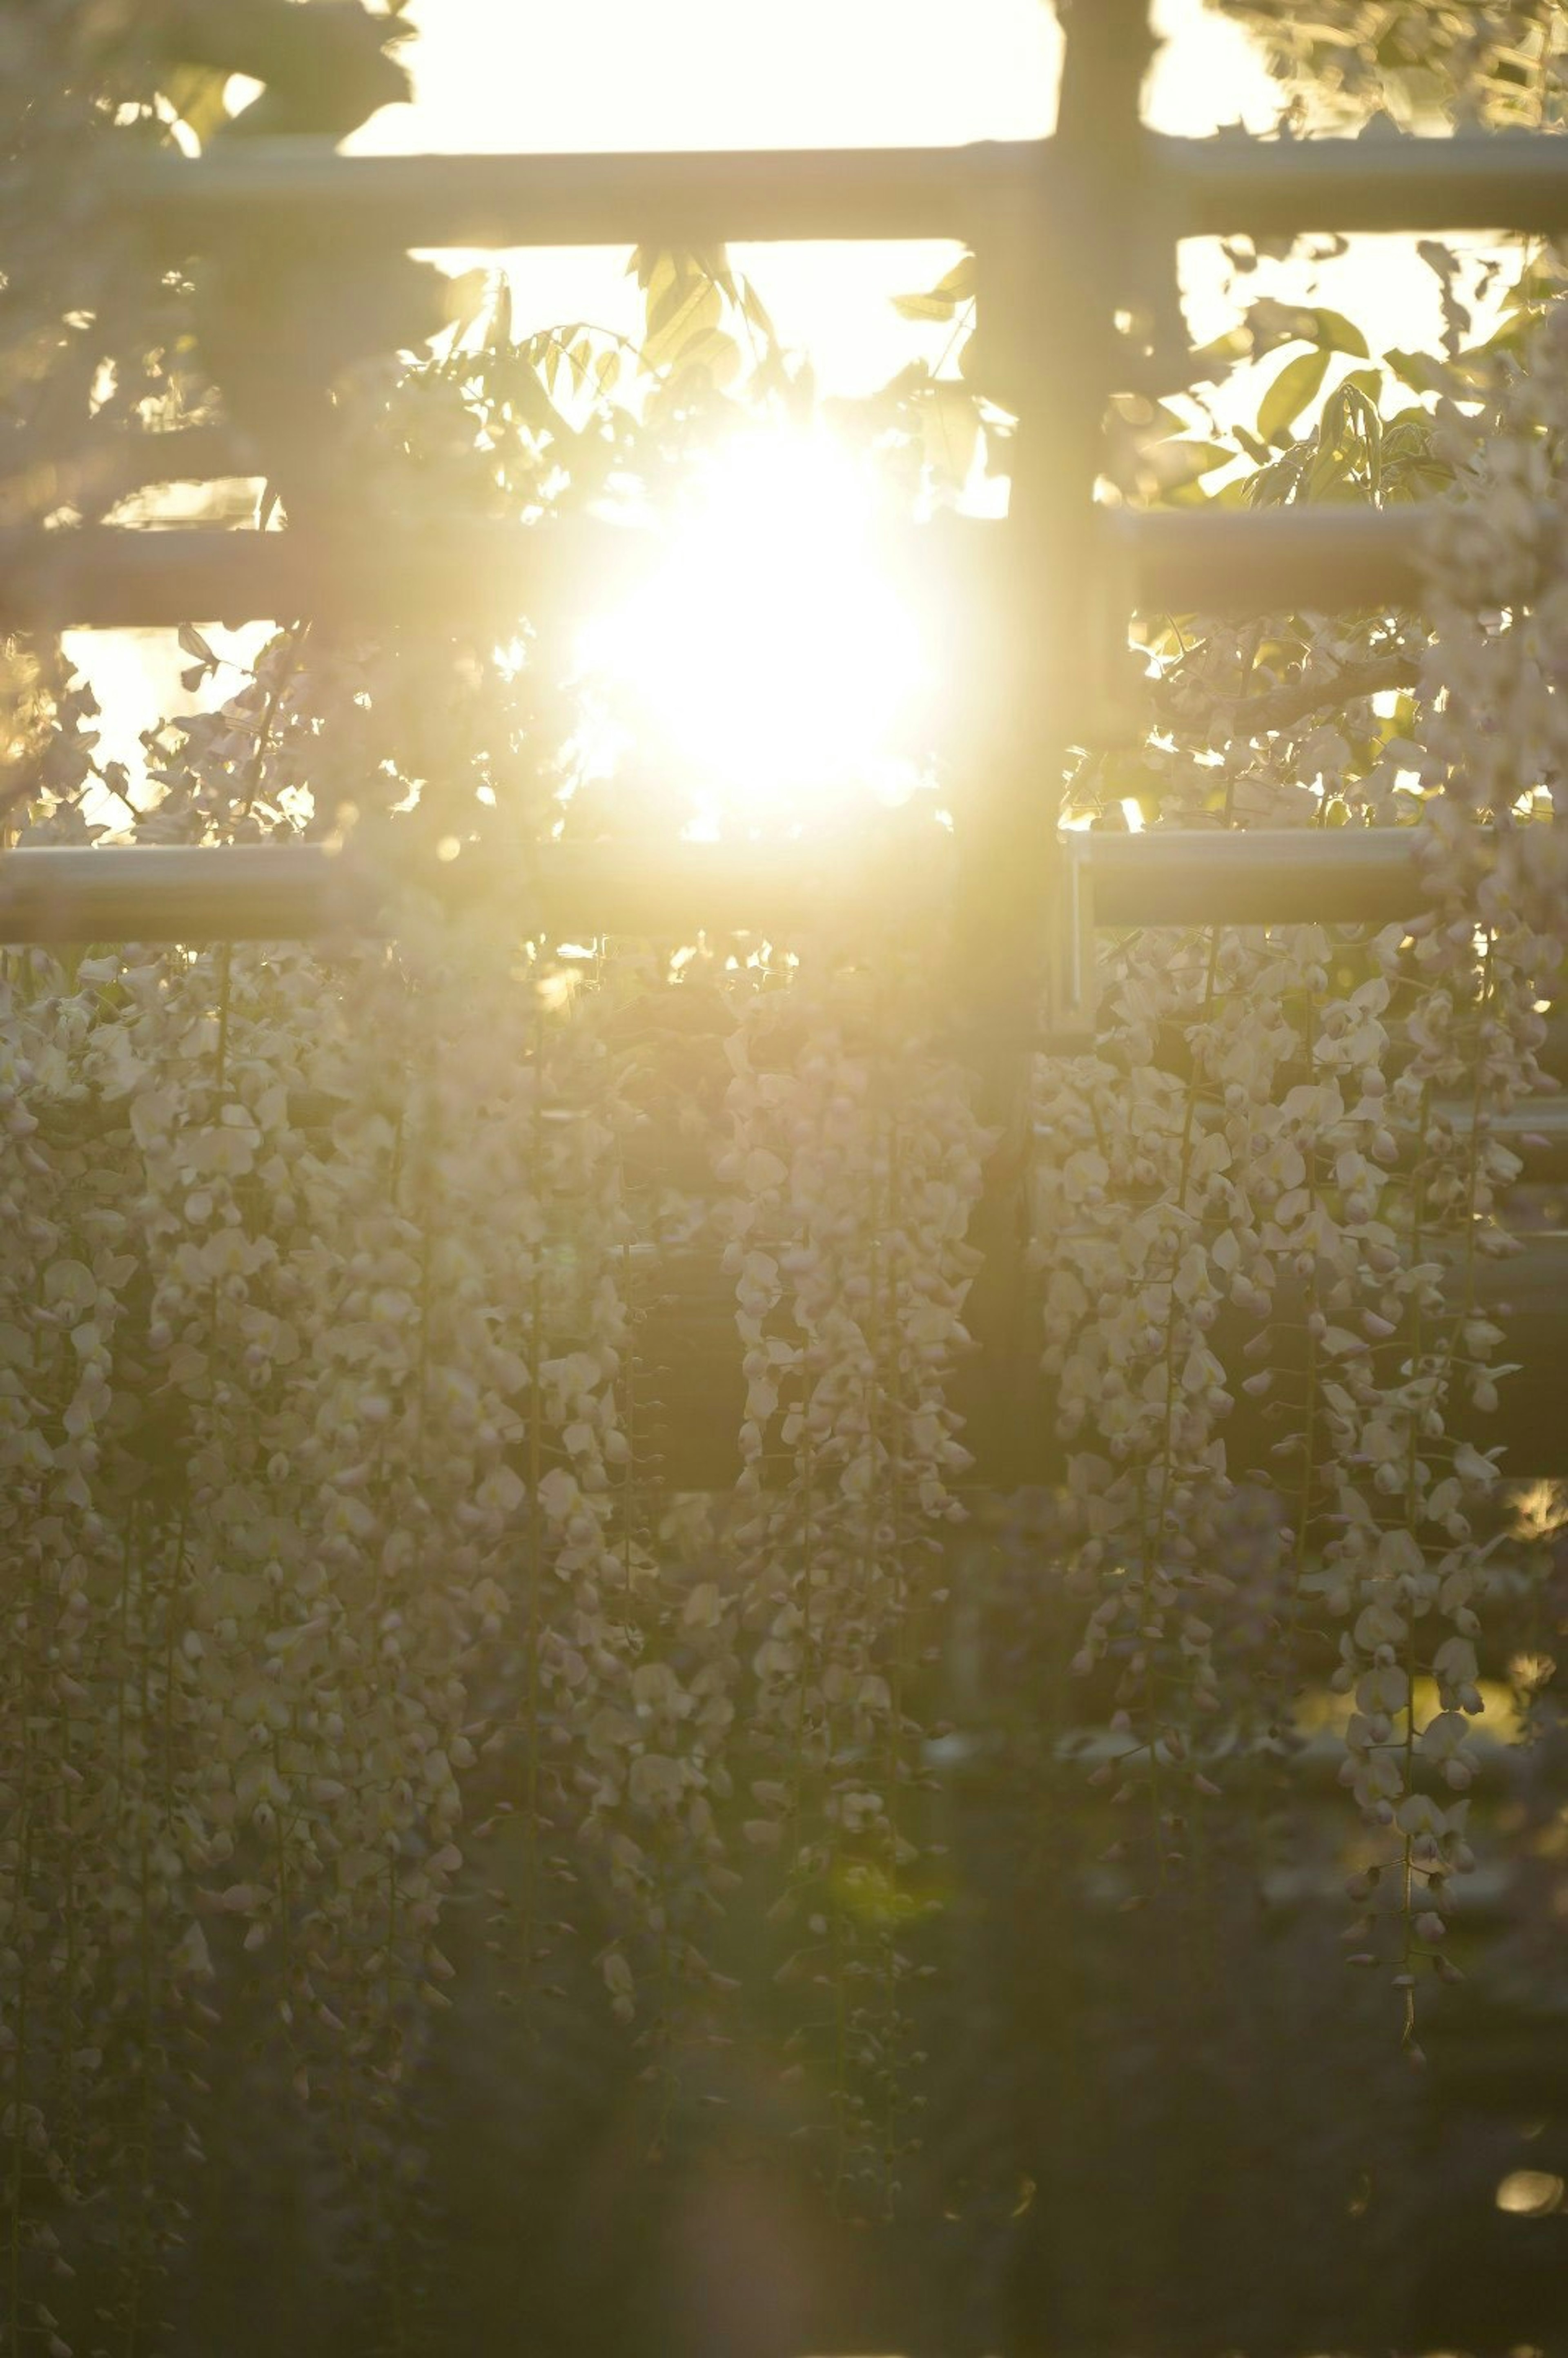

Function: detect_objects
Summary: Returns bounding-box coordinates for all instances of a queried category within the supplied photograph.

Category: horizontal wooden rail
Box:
[78,130,1568,250]
[2,505,1445,631]
[1154,127,1568,239]
[1116,506,1437,617]
[0,829,1461,944]
[97,139,1012,248]
[0,520,657,632]
[1080,827,1436,927]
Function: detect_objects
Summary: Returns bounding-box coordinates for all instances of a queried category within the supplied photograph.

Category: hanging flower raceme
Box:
[717,940,987,2211]
[1029,271,1565,2031]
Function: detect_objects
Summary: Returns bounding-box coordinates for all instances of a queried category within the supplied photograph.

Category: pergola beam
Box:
[1118,506,1436,618]
[83,129,1568,251]
[0,829,1455,945]
[2,506,1445,633]
[1082,825,1434,928]
[101,140,1009,249]
[1156,128,1568,240]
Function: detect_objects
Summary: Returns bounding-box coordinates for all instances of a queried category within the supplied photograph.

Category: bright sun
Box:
[575,428,930,836]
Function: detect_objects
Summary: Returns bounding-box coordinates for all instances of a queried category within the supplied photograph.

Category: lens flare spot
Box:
[1495,2171,1564,2216]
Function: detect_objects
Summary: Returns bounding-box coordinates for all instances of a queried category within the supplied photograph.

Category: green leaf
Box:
[439,267,490,346]
[1305,307,1369,357]
[1141,439,1233,497]
[643,274,723,372]
[892,252,975,323]
[1257,347,1330,446]
[919,381,981,490]
[893,290,963,323]
[1188,322,1254,381]
[160,63,233,147]
[1383,346,1448,396]
[1306,435,1355,502]
[629,244,731,294]
[511,369,577,453]
[700,249,740,305]
[878,358,931,402]
[1206,471,1252,510]
[1245,440,1312,509]
[1238,299,1369,363]
[740,280,778,343]
[663,326,741,387]
[1110,392,1187,438]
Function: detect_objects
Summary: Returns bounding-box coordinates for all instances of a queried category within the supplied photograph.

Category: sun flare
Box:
[575,428,930,835]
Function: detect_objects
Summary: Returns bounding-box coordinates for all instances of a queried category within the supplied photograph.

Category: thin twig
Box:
[1167,649,1424,741]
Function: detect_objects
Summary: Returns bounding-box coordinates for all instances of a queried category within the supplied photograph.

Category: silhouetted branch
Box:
[1166,649,1426,740]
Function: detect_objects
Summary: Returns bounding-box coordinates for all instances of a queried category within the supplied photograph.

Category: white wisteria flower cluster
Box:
[719,943,989,2207]
[1031,230,1566,2050]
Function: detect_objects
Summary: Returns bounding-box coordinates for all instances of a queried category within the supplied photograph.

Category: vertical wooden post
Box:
[956,0,1158,1487]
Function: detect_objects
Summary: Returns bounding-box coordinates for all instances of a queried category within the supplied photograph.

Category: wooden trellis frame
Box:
[5,8,1561,941]
[5,0,1566,1485]
[7,48,1568,2358]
